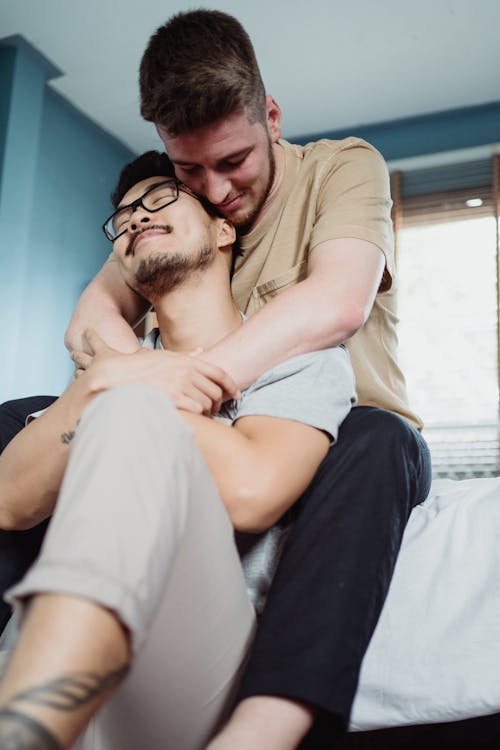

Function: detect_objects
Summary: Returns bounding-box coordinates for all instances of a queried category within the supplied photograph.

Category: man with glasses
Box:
[0,150,356,750]
[0,9,431,750]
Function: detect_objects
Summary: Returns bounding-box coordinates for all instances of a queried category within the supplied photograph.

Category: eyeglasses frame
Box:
[102,178,181,242]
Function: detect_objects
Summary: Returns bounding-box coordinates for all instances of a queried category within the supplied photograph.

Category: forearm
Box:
[0,378,96,530]
[65,260,149,353]
[203,276,361,390]
[204,238,384,390]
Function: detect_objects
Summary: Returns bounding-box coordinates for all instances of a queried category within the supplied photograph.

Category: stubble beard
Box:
[132,245,216,301]
[235,139,276,234]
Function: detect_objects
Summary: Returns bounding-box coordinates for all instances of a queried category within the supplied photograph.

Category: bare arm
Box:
[0,376,98,530]
[181,412,330,532]
[0,331,239,529]
[0,381,328,534]
[66,261,238,414]
[64,259,149,353]
[67,239,383,400]
[203,237,386,389]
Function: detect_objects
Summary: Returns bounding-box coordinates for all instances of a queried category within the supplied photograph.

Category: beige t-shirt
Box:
[231,137,421,429]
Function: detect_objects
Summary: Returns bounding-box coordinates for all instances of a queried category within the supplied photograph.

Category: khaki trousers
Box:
[8,384,256,750]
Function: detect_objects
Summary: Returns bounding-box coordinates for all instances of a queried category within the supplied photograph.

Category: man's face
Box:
[157,101,281,232]
[113,176,219,300]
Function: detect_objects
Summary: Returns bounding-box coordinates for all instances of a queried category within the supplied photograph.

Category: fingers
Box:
[190,374,224,414]
[83,328,108,353]
[195,360,241,400]
[71,350,93,370]
[172,395,205,415]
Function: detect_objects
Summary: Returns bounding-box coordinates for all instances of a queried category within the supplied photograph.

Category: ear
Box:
[216,217,236,249]
[265,95,282,142]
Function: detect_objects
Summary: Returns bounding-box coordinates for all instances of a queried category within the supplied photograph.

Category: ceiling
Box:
[2,0,500,155]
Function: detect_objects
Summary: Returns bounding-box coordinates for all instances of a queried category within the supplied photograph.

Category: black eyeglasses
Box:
[102,179,181,242]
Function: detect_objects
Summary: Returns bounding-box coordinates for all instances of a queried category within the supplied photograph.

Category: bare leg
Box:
[0,593,129,749]
[206,696,315,750]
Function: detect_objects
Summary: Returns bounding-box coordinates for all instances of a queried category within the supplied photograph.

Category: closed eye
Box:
[177,164,199,174]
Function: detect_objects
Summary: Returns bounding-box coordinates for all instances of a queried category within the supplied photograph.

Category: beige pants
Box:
[8,384,256,750]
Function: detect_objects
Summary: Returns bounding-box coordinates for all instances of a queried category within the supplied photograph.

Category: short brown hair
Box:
[139,9,266,135]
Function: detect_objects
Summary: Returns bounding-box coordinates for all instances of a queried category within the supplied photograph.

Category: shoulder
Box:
[282,136,387,175]
[249,348,352,390]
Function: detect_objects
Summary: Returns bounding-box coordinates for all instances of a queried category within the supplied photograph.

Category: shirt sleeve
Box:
[231,347,356,443]
[311,140,394,290]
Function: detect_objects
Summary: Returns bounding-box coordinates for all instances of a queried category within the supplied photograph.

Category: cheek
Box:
[176,210,211,246]
[175,170,201,193]
[236,157,268,191]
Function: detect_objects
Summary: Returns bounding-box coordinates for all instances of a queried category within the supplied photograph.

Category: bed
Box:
[340,476,500,747]
[1,477,499,746]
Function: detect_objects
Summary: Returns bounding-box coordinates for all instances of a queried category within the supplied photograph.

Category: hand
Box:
[71,329,240,415]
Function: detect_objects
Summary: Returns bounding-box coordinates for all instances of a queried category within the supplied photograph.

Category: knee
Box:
[343,407,431,489]
[353,406,419,452]
[0,396,56,421]
[79,383,190,445]
[0,397,55,453]
[84,383,177,423]
[350,407,416,449]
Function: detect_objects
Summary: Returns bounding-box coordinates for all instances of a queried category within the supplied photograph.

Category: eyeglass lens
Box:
[107,181,178,239]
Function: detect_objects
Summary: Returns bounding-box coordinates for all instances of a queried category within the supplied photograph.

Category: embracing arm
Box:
[181,411,329,533]
[203,237,385,389]
[64,259,150,353]
[66,240,383,398]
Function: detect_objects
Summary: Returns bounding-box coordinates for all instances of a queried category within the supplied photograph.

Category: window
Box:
[391,157,500,478]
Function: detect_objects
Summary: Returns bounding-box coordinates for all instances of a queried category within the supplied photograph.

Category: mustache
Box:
[125,224,173,256]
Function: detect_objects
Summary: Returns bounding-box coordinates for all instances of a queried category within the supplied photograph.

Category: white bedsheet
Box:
[350,476,500,731]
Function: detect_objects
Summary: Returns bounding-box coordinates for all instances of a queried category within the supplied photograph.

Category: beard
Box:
[236,138,276,233]
[132,245,216,300]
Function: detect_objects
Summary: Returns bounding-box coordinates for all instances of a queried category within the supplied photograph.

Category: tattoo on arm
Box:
[0,707,61,749]
[60,418,81,446]
[0,665,128,749]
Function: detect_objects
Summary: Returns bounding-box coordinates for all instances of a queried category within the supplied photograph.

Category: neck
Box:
[151,270,242,352]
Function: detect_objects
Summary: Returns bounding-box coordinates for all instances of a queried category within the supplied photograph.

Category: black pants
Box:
[237,406,432,748]
[0,395,57,633]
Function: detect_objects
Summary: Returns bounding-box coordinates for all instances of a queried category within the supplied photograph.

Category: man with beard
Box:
[0,9,431,749]
[0,151,356,750]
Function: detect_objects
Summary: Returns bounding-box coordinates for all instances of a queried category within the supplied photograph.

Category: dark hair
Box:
[111,151,176,208]
[139,9,266,135]
[111,150,242,274]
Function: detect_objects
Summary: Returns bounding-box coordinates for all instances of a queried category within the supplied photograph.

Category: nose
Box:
[129,205,151,232]
[201,170,231,206]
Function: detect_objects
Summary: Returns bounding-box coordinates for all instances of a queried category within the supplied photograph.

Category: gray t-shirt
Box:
[143,328,356,613]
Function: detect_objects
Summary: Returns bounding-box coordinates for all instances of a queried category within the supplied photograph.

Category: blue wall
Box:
[290,101,500,162]
[1,35,499,401]
[0,36,134,401]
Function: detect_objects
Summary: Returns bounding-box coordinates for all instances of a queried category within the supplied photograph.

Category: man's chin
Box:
[227,203,259,231]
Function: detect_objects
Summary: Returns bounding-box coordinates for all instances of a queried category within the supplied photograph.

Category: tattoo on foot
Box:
[0,708,61,749]
[0,665,129,749]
